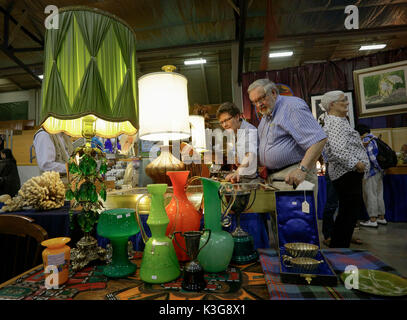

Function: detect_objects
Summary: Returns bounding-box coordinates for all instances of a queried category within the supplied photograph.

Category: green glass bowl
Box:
[97,208,140,239]
[340,269,407,297]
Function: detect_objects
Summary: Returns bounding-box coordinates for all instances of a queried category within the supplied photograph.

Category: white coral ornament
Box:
[1,171,66,212]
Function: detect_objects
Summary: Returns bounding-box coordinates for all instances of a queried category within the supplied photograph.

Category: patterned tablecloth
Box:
[0,252,269,300]
[258,248,407,300]
[1,249,405,300]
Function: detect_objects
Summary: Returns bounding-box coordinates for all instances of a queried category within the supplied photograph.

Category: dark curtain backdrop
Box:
[242,47,407,128]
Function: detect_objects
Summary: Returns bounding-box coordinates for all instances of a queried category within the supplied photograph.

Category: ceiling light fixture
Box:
[184,58,207,65]
[359,44,386,51]
[269,51,293,58]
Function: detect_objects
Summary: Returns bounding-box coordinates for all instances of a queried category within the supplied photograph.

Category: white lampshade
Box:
[138,69,191,141]
[189,115,207,152]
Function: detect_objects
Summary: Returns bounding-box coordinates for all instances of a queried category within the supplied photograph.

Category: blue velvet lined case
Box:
[275,190,338,286]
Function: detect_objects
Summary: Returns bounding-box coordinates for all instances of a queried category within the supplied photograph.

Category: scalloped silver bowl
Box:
[282,255,324,272]
[284,242,319,258]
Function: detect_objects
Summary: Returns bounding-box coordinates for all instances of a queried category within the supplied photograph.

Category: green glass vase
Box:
[136,184,180,283]
[97,208,140,278]
[197,178,234,273]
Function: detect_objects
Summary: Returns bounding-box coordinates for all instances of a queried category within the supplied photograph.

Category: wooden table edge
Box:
[0,264,42,289]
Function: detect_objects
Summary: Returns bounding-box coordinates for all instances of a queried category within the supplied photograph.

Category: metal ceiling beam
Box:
[137,40,236,58]
[247,47,252,73]
[217,51,223,102]
[277,25,407,41]
[137,24,407,58]
[0,62,42,75]
[1,28,404,77]
[262,0,407,16]
[4,77,24,90]
[0,4,42,85]
[2,4,10,47]
[200,61,209,104]
[300,0,407,14]
[11,47,43,53]
[0,44,42,84]
[227,0,239,15]
[9,8,28,46]
[237,0,247,85]
[0,6,43,46]
[135,23,407,62]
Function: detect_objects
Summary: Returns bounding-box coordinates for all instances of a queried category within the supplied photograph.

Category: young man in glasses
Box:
[215,102,258,183]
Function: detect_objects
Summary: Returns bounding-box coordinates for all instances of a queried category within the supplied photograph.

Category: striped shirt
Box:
[258,95,327,170]
[363,133,382,177]
[322,115,370,181]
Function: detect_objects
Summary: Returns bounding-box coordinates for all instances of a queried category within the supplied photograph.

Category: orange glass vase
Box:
[165,171,202,261]
[41,237,71,286]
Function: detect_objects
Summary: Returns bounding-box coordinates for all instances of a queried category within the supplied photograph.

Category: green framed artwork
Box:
[0,101,28,120]
[353,60,407,118]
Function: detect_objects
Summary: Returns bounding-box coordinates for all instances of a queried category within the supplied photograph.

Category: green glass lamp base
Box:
[103,261,137,278]
[103,237,137,278]
[231,235,258,265]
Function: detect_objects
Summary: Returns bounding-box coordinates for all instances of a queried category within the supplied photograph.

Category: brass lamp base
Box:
[145,145,185,185]
[70,233,107,272]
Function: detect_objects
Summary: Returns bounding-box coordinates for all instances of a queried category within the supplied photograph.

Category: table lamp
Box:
[189,115,207,153]
[138,65,191,185]
[39,7,138,271]
[184,115,209,181]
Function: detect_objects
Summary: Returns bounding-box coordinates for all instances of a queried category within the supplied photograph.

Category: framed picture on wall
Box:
[0,101,28,120]
[353,60,407,118]
[311,92,355,127]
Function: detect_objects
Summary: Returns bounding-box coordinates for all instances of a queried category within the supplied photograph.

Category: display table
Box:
[259,248,407,300]
[382,174,407,222]
[0,202,83,243]
[317,174,407,222]
[0,249,405,300]
[0,202,72,239]
[0,251,269,300]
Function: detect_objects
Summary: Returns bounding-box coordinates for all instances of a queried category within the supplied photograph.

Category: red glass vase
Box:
[165,171,202,261]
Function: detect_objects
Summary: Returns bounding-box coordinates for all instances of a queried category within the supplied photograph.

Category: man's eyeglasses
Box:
[219,116,233,125]
[251,93,268,106]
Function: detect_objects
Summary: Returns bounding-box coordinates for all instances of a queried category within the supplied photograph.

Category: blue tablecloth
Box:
[0,202,73,239]
[0,202,85,245]
[383,174,407,222]
[317,174,407,222]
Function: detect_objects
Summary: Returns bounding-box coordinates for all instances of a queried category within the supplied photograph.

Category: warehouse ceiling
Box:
[1,0,407,107]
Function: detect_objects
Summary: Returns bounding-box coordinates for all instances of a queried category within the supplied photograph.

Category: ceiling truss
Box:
[0,4,43,86]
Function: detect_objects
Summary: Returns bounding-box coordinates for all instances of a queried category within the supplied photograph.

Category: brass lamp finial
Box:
[162,65,177,72]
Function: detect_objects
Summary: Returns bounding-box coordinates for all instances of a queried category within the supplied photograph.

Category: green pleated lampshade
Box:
[40,7,138,138]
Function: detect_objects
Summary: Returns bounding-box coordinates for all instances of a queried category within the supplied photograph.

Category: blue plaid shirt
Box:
[363,133,382,177]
